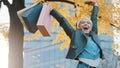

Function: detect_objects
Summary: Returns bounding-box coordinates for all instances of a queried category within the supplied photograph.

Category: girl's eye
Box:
[81,21,85,24]
[87,22,91,24]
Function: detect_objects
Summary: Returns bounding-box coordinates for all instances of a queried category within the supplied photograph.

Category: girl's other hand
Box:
[85,0,97,6]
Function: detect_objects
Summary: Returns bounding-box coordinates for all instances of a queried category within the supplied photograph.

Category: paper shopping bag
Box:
[17,3,39,31]
[36,4,52,36]
[22,3,43,33]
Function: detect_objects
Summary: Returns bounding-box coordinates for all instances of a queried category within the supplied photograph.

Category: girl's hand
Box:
[85,0,97,6]
[46,1,53,11]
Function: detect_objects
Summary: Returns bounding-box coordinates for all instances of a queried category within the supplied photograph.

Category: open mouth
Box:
[83,27,89,30]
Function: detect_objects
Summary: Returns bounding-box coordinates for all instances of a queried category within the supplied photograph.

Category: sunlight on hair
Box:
[0,33,8,68]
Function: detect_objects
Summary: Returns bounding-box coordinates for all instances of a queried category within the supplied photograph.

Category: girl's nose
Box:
[84,22,88,25]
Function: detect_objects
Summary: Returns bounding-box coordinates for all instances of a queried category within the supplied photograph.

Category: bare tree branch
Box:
[2,0,11,8]
[12,0,24,7]
[0,0,2,8]
[45,0,75,5]
[111,23,120,30]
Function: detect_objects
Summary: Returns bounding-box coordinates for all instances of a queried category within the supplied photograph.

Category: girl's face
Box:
[78,20,92,34]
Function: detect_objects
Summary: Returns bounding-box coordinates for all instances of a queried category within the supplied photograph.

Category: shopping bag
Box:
[22,3,43,33]
[36,4,52,36]
[17,3,39,31]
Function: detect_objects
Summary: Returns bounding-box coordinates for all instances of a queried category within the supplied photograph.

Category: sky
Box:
[0,4,9,23]
[0,0,13,23]
[0,1,10,68]
[0,6,9,23]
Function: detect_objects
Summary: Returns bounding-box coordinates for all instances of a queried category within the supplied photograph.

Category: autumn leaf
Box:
[112,43,119,50]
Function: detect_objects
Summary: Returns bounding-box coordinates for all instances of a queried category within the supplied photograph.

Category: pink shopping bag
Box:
[37,4,52,36]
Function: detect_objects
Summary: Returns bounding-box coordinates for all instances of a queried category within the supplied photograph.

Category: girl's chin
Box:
[84,31,90,35]
[83,30,90,34]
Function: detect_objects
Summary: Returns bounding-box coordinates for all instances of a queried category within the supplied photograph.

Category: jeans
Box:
[77,62,97,68]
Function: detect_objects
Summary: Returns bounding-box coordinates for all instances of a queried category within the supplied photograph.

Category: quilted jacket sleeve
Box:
[91,6,99,34]
[50,9,74,38]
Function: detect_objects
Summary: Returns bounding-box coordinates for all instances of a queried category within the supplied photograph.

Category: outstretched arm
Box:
[91,2,99,34]
[50,9,74,38]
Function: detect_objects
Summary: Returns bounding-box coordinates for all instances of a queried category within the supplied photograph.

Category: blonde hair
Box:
[77,18,92,29]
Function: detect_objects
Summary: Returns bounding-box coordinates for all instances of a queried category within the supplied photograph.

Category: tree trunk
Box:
[8,8,24,68]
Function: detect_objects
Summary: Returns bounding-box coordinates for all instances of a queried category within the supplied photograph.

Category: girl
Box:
[50,1,104,68]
